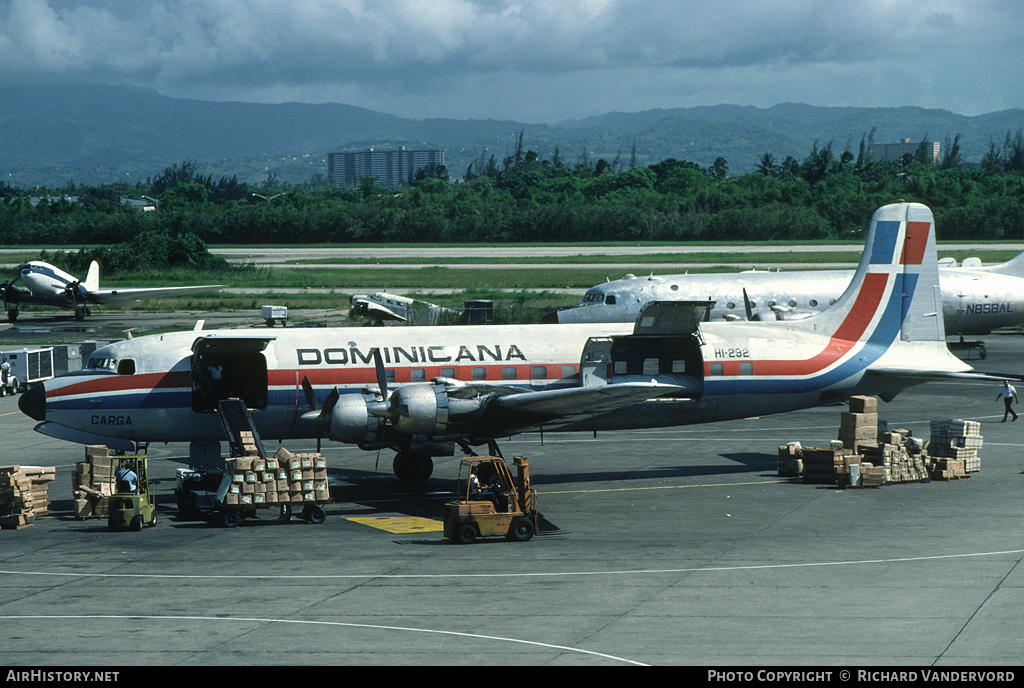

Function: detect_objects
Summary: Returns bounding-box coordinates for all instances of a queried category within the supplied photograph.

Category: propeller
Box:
[300,376,339,452]
[374,348,389,397]
[367,348,398,421]
[741,288,786,321]
[298,348,393,450]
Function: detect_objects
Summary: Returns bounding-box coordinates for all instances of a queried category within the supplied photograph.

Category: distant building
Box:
[328,148,445,187]
[871,138,940,164]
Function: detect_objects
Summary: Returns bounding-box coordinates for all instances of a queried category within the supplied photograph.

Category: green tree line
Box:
[3,131,1024,276]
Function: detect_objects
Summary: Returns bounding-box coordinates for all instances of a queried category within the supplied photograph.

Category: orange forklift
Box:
[444,455,538,544]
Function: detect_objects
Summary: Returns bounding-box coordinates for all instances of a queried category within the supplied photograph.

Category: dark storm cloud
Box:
[1,0,1022,121]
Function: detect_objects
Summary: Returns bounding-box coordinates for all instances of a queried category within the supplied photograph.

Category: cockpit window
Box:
[86,357,117,371]
[117,359,136,375]
[605,295,616,305]
[583,293,604,303]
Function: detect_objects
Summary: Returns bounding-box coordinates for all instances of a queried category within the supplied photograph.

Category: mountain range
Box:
[2,83,1023,188]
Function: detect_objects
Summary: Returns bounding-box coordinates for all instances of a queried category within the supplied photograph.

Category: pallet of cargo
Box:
[72,445,116,519]
[1,464,51,529]
[176,447,330,527]
[930,458,971,481]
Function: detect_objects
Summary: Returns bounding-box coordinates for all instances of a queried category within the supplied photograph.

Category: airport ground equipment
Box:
[217,398,268,459]
[261,305,287,327]
[947,337,986,360]
[175,457,328,528]
[0,347,54,394]
[175,398,328,527]
[444,455,537,543]
[0,368,18,396]
[107,455,157,531]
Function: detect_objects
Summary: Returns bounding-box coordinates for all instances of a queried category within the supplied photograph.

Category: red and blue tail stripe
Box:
[705,206,934,394]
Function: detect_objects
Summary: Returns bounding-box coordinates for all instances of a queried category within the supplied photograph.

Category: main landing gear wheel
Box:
[392,452,433,483]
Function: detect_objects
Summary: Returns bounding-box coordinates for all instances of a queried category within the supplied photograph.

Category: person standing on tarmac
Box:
[996,380,1019,422]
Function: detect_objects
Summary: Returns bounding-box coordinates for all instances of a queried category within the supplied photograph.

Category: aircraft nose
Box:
[19,382,46,421]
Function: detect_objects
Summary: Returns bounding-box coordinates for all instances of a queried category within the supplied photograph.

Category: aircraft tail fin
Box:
[799,201,946,344]
[84,261,100,293]
[980,248,1024,277]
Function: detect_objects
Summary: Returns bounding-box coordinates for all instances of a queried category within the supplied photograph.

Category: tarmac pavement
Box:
[0,330,1022,667]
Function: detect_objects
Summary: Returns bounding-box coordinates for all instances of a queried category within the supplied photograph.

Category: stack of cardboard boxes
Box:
[73,445,116,519]
[776,443,803,477]
[22,466,55,518]
[1,466,37,529]
[931,457,969,481]
[239,430,260,456]
[859,431,929,484]
[929,420,982,473]
[801,446,853,484]
[1,465,53,529]
[838,396,879,452]
[222,447,329,508]
[778,396,983,488]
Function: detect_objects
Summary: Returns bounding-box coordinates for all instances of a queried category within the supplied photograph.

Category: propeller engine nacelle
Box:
[302,347,492,448]
[326,389,389,445]
[324,381,489,443]
[386,383,451,436]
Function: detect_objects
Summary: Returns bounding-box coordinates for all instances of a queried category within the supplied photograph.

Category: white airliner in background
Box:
[21,202,995,483]
[546,245,1024,336]
[1,260,225,321]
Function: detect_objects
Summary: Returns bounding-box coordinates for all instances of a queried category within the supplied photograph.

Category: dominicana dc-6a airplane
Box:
[546,238,1024,336]
[1,260,225,322]
[19,202,996,482]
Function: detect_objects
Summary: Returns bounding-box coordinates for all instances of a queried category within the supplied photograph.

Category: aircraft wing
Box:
[864,367,1011,383]
[85,285,226,305]
[485,381,682,431]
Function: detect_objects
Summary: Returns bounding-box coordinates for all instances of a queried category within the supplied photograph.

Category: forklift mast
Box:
[513,456,531,508]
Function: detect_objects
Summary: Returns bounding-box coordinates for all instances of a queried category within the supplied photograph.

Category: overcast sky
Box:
[2,0,1022,123]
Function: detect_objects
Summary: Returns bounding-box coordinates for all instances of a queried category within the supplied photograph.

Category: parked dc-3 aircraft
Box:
[1,260,226,321]
[546,243,1024,336]
[20,202,991,482]
[350,292,455,325]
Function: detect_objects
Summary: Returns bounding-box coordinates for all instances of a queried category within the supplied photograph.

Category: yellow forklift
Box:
[108,455,158,531]
[444,455,538,544]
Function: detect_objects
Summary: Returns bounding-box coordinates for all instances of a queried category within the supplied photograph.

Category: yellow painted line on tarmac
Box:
[540,479,789,496]
[346,515,444,534]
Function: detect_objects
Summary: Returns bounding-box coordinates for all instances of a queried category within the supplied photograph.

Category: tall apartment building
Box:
[327,148,445,187]
[871,138,940,164]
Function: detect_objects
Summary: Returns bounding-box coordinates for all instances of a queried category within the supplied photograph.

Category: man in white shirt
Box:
[996,380,1019,422]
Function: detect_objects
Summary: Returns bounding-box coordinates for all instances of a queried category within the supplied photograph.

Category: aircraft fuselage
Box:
[555,264,1024,335]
